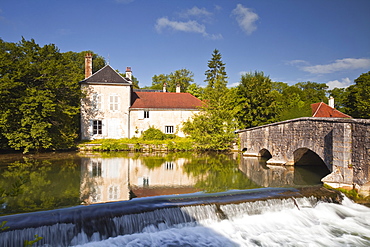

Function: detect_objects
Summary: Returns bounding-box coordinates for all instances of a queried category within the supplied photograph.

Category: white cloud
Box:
[302,58,370,74]
[286,60,309,66]
[179,6,212,19]
[155,17,222,39]
[327,77,352,90]
[155,17,206,34]
[231,4,259,35]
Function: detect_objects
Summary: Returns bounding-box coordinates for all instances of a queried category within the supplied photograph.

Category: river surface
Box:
[1,151,369,246]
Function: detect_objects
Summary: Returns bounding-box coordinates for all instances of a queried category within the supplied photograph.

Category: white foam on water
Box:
[73,197,370,247]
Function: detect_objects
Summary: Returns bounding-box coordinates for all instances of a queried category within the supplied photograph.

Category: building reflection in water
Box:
[79,153,330,205]
[80,154,199,204]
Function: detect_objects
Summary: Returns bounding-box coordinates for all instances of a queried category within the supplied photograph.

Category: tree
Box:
[186,83,205,99]
[328,87,349,113]
[204,49,228,101]
[234,71,280,128]
[0,38,105,153]
[183,49,236,151]
[345,71,370,118]
[150,69,194,92]
[295,81,328,104]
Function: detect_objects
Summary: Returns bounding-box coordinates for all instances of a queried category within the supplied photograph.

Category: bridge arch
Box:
[237,117,370,195]
[293,148,330,170]
[259,149,272,159]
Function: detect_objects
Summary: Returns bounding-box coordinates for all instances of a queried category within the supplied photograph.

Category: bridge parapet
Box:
[236,117,370,196]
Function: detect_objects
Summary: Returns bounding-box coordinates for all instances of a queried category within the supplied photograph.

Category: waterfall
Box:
[0,188,357,247]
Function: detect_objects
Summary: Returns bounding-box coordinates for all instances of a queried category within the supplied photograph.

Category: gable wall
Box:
[81,83,132,140]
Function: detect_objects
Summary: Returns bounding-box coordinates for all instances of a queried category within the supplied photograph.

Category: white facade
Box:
[80,64,201,140]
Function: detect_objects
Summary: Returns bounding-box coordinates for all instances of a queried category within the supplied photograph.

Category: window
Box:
[165,126,174,134]
[92,94,102,110]
[93,120,102,135]
[91,160,102,177]
[164,161,174,170]
[108,186,119,200]
[109,95,119,111]
[144,110,149,118]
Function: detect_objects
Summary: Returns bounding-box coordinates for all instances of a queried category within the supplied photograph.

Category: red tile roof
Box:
[311,102,351,118]
[131,92,203,109]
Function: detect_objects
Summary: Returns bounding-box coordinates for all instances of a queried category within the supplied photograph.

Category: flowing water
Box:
[0,152,369,246]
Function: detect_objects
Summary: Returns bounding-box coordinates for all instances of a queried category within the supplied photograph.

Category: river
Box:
[0,151,369,246]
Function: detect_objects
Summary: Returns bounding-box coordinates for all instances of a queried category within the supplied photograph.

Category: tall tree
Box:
[234,71,280,128]
[345,71,370,118]
[204,49,228,101]
[183,49,236,151]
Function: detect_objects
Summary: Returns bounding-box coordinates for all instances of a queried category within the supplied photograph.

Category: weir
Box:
[0,187,341,247]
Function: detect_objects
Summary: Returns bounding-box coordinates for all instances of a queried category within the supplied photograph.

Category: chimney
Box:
[85,53,93,79]
[176,83,181,93]
[163,83,167,92]
[328,96,335,108]
[125,67,132,80]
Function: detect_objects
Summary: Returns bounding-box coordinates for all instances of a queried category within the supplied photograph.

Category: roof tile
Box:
[311,102,351,118]
[131,92,203,109]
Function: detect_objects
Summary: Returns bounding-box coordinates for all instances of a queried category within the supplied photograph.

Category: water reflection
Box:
[0,152,329,215]
[239,156,330,187]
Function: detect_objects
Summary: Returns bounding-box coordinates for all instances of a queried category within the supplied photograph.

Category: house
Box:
[311,96,351,118]
[80,54,203,140]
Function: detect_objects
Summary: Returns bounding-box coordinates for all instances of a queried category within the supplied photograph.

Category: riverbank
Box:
[78,137,239,152]
[78,137,196,152]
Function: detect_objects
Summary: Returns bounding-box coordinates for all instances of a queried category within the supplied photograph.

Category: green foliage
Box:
[1,221,10,231]
[0,38,105,153]
[24,235,43,247]
[186,83,205,99]
[204,49,228,97]
[0,158,80,215]
[344,71,370,118]
[183,49,236,151]
[149,69,194,92]
[142,127,168,140]
[328,87,349,113]
[183,153,259,193]
[234,71,280,128]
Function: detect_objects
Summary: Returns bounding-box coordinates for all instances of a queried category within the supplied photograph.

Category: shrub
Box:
[142,127,167,141]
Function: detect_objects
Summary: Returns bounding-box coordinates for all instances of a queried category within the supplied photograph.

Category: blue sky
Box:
[1,0,370,89]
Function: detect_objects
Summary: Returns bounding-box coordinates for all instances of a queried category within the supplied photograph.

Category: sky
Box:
[1,0,370,89]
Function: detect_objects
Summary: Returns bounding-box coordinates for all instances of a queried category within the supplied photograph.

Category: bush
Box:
[142,127,167,141]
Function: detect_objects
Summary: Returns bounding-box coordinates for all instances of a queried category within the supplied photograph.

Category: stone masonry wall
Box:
[237,117,370,189]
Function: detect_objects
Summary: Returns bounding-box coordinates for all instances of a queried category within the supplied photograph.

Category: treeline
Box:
[0,39,369,152]
[179,49,369,150]
[0,38,105,152]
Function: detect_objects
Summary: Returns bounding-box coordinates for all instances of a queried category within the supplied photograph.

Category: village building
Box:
[80,54,203,140]
[311,96,352,118]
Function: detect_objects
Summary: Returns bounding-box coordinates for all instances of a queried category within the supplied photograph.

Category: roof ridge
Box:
[312,102,323,117]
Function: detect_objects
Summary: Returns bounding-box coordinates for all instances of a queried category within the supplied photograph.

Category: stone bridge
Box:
[236,117,370,196]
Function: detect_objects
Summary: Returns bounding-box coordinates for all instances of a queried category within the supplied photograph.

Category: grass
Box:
[78,137,195,152]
